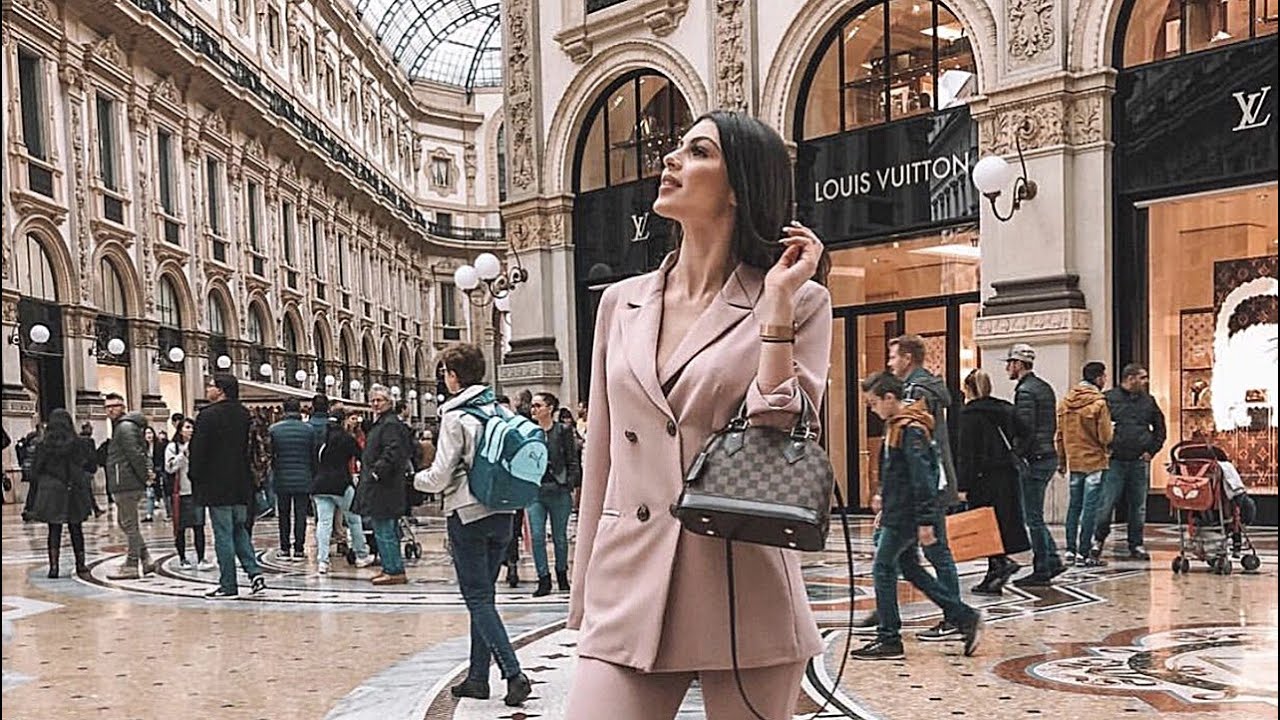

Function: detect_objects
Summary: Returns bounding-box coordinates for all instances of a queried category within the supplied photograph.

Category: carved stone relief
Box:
[504,0,538,196]
[714,0,748,113]
[87,34,126,67]
[1008,0,1056,63]
[979,94,1105,155]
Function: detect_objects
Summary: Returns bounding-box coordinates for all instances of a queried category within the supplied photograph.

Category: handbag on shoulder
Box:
[673,394,833,550]
[672,393,852,720]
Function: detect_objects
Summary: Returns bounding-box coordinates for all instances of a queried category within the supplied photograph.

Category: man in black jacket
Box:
[1005,343,1065,586]
[190,374,265,599]
[354,385,411,586]
[1094,363,1166,561]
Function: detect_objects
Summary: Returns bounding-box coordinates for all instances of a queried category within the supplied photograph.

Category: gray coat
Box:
[106,412,150,495]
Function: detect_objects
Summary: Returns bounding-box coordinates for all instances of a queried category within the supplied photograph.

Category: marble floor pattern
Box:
[2,501,1276,720]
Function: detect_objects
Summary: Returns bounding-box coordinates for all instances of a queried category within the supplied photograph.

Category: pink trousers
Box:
[565,656,808,720]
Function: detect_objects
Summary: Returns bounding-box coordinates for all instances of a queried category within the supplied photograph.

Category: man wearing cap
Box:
[1004,343,1066,586]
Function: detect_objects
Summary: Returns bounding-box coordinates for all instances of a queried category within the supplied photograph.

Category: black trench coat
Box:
[957,396,1031,555]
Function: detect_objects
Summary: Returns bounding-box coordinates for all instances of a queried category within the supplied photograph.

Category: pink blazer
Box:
[568,254,833,672]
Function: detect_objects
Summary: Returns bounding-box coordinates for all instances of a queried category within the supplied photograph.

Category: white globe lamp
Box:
[324,374,336,387]
[216,354,232,369]
[453,265,480,292]
[294,369,308,383]
[106,338,127,356]
[350,379,362,393]
[167,346,186,364]
[408,389,418,400]
[474,253,502,281]
[259,362,274,378]
[972,155,1014,196]
[28,324,51,344]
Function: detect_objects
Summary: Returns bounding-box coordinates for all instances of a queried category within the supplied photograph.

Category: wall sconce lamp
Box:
[324,374,336,388]
[259,362,275,379]
[9,323,51,346]
[454,252,529,308]
[348,378,363,394]
[972,121,1038,222]
[153,346,186,366]
[89,337,127,357]
[216,354,233,370]
[294,369,309,384]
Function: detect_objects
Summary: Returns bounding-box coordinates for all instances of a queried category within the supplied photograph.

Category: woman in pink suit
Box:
[566,110,832,719]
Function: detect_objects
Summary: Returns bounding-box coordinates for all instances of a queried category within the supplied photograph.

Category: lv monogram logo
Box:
[630,212,651,243]
[1232,85,1273,132]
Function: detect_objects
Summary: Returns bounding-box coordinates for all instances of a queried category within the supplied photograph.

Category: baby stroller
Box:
[1165,441,1261,575]
[343,475,425,565]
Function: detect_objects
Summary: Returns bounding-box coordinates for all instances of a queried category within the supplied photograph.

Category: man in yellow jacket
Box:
[1055,362,1114,567]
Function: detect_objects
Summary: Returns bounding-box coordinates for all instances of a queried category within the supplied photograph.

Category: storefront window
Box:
[1146,184,1278,494]
[827,227,980,307]
[799,0,975,140]
[1122,0,1272,66]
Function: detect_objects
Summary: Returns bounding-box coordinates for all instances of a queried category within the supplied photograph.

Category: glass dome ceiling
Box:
[354,0,501,91]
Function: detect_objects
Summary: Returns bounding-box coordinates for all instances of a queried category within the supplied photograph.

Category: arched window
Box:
[98,258,128,316]
[207,294,228,336]
[247,305,265,345]
[15,233,57,301]
[1119,0,1272,67]
[158,276,182,327]
[282,319,299,354]
[798,0,976,140]
[314,322,328,366]
[573,71,694,193]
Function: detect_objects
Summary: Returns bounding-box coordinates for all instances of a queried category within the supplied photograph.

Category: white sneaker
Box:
[317,561,330,575]
[196,560,216,571]
[354,555,376,568]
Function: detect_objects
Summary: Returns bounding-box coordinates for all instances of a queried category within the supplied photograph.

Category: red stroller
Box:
[1165,441,1262,575]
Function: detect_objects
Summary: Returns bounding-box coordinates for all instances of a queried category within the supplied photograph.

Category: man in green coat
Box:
[103,393,155,579]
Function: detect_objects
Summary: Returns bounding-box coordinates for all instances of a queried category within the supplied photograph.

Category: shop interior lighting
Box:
[920,23,965,41]
[909,243,981,260]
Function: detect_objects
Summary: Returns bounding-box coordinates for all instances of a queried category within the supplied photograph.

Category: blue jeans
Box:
[314,486,368,564]
[1020,455,1062,575]
[371,517,405,576]
[1065,470,1105,555]
[920,515,962,600]
[1095,459,1150,552]
[526,488,572,577]
[208,504,261,594]
[447,512,521,681]
[873,521,977,644]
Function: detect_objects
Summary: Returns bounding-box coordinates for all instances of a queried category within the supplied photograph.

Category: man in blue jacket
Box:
[851,372,982,661]
[269,398,316,561]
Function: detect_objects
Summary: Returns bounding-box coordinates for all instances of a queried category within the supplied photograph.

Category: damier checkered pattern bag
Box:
[674,393,834,551]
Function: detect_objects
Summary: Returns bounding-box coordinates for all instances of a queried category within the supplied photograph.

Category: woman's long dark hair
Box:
[42,409,78,454]
[675,111,829,286]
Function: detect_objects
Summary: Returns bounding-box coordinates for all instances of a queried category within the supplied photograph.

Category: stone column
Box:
[712,0,756,114]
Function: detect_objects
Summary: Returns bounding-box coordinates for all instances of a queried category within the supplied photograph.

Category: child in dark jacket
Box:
[851,372,983,662]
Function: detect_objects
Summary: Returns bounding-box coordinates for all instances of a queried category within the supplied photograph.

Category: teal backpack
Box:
[458,403,548,510]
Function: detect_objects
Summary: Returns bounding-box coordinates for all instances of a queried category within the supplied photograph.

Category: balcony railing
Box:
[427,223,504,243]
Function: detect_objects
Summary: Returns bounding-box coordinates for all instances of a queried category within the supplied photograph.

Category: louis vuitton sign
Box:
[795,107,979,244]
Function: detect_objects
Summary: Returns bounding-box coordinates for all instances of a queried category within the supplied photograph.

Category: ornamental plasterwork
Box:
[1008,0,1056,63]
[714,0,748,113]
[974,308,1091,342]
[553,0,689,63]
[505,0,539,197]
[979,94,1106,155]
[86,34,126,67]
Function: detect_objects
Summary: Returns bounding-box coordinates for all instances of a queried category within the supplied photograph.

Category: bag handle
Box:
[725,481,854,720]
[727,390,819,442]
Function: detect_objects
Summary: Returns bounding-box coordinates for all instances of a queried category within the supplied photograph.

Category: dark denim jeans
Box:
[276,492,310,554]
[208,504,261,594]
[1065,470,1105,555]
[447,512,521,682]
[873,520,976,644]
[1020,455,1062,575]
[527,488,572,577]
[921,514,962,599]
[1095,459,1150,552]
[371,517,405,576]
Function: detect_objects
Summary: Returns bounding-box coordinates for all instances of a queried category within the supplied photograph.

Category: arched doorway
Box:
[14,232,66,419]
[282,316,302,387]
[793,0,981,510]
[247,301,271,381]
[207,292,232,374]
[156,275,188,417]
[314,320,331,395]
[95,256,132,404]
[571,70,694,396]
[1110,1,1277,512]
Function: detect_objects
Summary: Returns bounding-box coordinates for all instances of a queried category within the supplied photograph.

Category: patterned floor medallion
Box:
[997,624,1278,711]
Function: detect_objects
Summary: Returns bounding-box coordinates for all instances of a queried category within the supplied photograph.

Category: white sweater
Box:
[413,385,512,524]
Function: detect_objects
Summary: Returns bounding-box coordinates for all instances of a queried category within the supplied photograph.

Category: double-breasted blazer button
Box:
[666,420,678,437]
[636,504,651,522]
[624,430,638,443]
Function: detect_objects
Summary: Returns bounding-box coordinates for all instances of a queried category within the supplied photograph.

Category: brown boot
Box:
[371,573,407,586]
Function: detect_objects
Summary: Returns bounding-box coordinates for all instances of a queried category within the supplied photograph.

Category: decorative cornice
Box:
[553,0,689,63]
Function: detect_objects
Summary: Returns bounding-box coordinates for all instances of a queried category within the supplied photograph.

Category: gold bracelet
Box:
[759,323,796,342]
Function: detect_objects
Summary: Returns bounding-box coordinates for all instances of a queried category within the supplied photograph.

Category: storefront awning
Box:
[237,379,369,411]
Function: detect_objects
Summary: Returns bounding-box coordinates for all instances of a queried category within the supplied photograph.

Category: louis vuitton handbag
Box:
[673,393,852,720]
[674,394,833,550]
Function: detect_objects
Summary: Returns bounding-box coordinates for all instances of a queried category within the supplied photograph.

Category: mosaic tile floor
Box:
[2,502,1275,719]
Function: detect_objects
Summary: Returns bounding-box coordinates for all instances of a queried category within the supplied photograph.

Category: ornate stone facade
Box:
[713,0,749,113]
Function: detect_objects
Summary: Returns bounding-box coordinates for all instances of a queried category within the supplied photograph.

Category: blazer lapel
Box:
[657,263,762,387]
[623,264,676,423]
